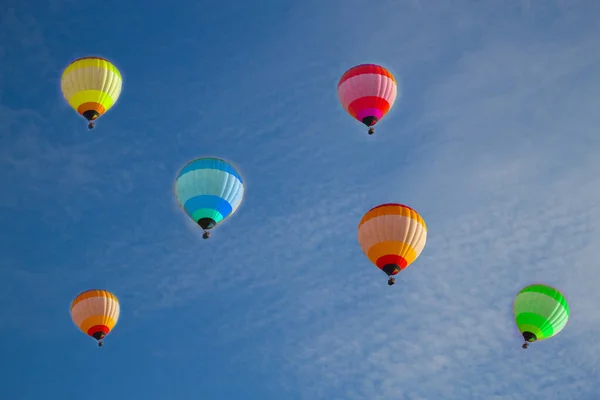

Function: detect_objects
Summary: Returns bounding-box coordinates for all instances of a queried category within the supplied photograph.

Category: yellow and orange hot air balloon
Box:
[60,56,123,130]
[70,289,120,347]
[357,203,427,286]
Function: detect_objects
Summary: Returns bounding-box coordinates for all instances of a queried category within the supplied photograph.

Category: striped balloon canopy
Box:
[337,64,398,135]
[70,289,120,347]
[174,157,244,239]
[60,56,123,130]
[357,203,427,286]
[513,284,570,349]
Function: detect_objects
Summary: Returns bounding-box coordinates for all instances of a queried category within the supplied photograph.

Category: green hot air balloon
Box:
[513,284,570,349]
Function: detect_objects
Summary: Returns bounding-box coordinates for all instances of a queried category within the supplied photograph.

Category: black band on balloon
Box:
[522,331,537,342]
[197,218,216,230]
[83,110,100,121]
[381,264,400,276]
[362,116,378,127]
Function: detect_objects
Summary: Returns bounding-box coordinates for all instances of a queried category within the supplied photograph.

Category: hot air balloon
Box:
[175,157,244,239]
[513,284,570,349]
[337,64,398,135]
[70,289,120,347]
[60,56,123,130]
[357,203,427,286]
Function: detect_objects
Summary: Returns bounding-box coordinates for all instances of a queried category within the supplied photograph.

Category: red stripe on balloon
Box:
[376,255,408,272]
[369,203,414,213]
[87,325,110,337]
[347,96,390,119]
[338,64,396,87]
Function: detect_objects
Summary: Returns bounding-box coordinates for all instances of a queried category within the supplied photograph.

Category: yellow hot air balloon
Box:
[70,289,120,347]
[357,203,427,286]
[60,56,123,130]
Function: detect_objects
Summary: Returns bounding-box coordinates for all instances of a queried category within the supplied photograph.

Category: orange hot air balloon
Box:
[337,64,398,135]
[357,203,427,286]
[70,289,120,347]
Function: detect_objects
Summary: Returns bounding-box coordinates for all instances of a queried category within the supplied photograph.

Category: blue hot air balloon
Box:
[175,157,245,239]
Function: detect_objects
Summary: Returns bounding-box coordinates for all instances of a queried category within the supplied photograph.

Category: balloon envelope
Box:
[70,289,120,343]
[174,157,244,231]
[513,284,570,345]
[357,203,427,277]
[337,64,398,129]
[61,56,123,126]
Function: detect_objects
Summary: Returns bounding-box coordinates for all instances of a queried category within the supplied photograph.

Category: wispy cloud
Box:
[3,1,600,399]
[106,13,600,393]
[266,6,600,400]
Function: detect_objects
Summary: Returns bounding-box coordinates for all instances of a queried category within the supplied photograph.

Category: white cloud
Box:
[3,1,600,399]
[266,5,600,400]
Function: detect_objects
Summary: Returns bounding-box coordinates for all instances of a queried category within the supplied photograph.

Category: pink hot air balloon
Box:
[337,64,398,135]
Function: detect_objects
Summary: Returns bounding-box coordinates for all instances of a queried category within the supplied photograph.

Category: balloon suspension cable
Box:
[368,127,375,135]
[522,342,529,349]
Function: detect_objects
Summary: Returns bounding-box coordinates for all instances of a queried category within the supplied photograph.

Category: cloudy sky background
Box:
[2,0,600,399]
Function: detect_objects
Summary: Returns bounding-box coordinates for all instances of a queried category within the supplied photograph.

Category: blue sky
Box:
[2,0,600,399]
